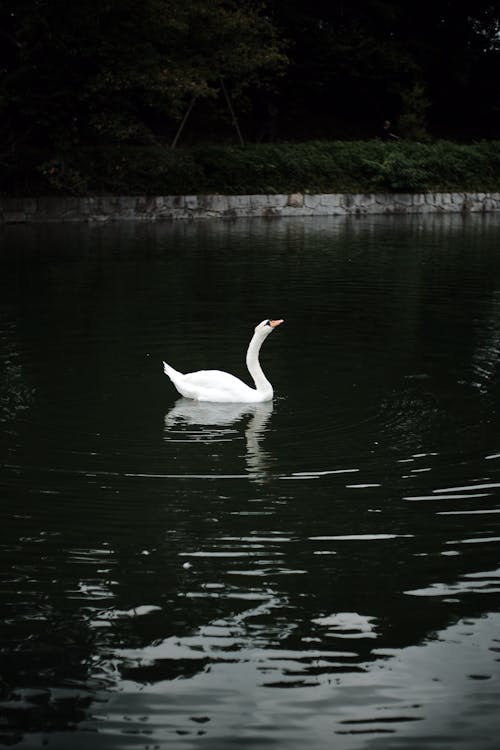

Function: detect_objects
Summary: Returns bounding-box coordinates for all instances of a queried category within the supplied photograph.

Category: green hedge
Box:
[5,140,500,196]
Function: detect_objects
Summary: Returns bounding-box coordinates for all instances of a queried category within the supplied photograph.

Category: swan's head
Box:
[255,319,284,336]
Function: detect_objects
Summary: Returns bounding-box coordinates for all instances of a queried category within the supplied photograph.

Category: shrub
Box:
[361,149,430,191]
[4,139,500,196]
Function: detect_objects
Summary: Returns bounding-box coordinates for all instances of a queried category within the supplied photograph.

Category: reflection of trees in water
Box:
[0,603,98,741]
[470,289,500,394]
[0,360,35,422]
[0,321,35,423]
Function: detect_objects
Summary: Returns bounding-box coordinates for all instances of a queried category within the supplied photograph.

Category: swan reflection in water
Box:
[164,399,274,482]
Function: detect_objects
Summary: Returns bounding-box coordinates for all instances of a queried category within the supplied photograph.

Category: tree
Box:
[265,0,500,139]
[0,0,287,152]
[2,0,500,173]
[265,0,418,138]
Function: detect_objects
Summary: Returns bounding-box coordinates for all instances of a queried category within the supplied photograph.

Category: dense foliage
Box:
[1,1,500,194]
[267,1,500,140]
[0,0,285,151]
[8,140,500,196]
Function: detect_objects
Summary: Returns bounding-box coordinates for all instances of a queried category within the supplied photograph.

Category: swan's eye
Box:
[265,320,271,326]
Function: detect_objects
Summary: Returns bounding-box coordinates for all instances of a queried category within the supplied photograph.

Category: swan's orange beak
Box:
[269,319,284,328]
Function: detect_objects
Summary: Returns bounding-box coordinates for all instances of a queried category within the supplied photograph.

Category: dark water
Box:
[1,214,500,749]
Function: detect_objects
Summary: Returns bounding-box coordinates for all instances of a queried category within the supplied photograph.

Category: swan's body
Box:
[163,319,283,403]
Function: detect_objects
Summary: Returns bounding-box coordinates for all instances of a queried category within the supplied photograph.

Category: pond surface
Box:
[1,214,500,749]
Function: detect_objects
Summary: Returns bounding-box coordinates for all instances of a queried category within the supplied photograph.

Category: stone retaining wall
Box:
[2,192,500,223]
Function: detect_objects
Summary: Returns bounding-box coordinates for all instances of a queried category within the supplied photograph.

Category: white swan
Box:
[163,319,283,403]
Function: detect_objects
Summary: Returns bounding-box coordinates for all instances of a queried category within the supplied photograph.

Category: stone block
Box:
[250,195,270,211]
[317,194,340,209]
[229,195,250,208]
[3,211,27,223]
[360,193,375,206]
[304,194,321,209]
[136,196,157,215]
[197,195,221,213]
[287,193,304,208]
[394,193,413,206]
[185,195,198,211]
[341,194,354,209]
[37,196,68,218]
[268,195,285,211]
[118,196,138,216]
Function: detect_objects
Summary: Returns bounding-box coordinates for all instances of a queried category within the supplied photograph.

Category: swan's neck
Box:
[246,331,273,397]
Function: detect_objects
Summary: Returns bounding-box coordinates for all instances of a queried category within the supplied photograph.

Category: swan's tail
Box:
[163,361,183,382]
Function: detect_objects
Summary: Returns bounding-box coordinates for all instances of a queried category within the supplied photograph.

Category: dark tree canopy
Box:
[266,0,500,139]
[0,0,286,151]
[1,0,500,170]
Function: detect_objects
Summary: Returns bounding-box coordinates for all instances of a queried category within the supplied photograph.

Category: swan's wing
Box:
[183,370,247,390]
[183,370,257,401]
[163,364,257,402]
